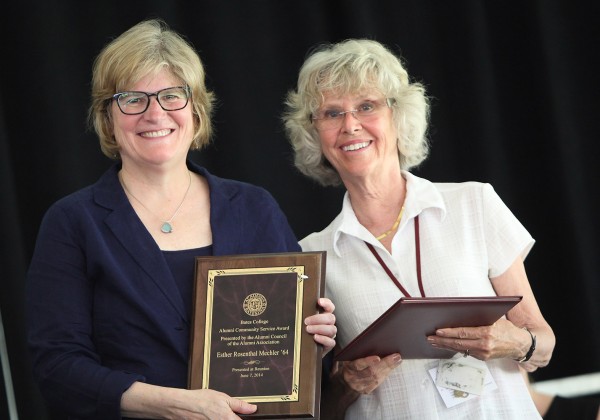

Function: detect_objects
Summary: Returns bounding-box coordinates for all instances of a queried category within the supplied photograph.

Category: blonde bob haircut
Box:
[89,19,215,159]
[283,39,430,186]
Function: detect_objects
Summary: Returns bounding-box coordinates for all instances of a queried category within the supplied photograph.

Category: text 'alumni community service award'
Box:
[188,252,326,419]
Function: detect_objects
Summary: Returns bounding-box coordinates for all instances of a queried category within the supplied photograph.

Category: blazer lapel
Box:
[203,168,242,256]
[93,165,187,320]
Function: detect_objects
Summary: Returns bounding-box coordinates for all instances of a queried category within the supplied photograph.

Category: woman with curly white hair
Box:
[284,39,554,419]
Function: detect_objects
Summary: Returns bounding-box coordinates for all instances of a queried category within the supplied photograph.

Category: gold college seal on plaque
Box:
[243,293,267,316]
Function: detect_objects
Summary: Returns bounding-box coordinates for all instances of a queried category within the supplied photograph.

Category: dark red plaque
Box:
[189,252,326,419]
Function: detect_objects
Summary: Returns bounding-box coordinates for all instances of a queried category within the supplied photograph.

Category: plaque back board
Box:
[189,252,326,419]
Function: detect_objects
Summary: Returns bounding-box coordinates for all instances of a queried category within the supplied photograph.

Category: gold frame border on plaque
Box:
[188,251,326,419]
[202,266,305,403]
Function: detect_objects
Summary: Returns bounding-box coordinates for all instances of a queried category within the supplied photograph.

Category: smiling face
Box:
[111,68,195,171]
[316,91,399,185]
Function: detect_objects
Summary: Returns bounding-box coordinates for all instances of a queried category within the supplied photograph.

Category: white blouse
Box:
[301,171,541,419]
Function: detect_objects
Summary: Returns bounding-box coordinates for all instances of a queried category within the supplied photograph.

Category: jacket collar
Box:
[331,171,447,257]
[91,160,241,320]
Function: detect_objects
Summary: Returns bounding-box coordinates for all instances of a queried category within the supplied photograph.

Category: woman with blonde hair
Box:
[284,39,554,419]
[26,20,336,419]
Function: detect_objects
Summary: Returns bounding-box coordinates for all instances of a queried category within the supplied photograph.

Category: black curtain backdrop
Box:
[1,1,599,418]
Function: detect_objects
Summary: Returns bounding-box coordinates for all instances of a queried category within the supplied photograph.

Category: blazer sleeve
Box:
[246,189,301,253]
[211,180,301,255]
[26,201,143,419]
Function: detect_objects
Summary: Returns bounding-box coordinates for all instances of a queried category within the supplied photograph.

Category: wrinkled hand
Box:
[305,298,337,355]
[339,353,402,394]
[428,318,528,360]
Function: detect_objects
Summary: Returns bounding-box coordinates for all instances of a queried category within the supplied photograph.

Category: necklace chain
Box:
[375,206,404,241]
[119,171,192,234]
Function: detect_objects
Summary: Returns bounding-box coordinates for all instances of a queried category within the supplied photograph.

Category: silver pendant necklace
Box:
[120,171,192,234]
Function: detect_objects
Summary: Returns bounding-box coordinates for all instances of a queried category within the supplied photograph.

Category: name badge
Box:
[436,354,487,395]
[428,353,497,408]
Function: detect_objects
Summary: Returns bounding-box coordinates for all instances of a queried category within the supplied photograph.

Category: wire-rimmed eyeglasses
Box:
[112,86,191,115]
[311,98,395,131]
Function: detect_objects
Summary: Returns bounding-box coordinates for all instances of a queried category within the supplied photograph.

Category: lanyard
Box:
[365,215,425,297]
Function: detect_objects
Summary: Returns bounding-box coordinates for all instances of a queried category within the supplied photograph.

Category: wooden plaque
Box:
[188,252,326,419]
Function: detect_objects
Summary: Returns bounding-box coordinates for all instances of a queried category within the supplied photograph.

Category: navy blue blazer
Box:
[26,161,300,419]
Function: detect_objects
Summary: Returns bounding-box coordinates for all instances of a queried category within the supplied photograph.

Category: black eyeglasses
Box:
[111,86,190,115]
